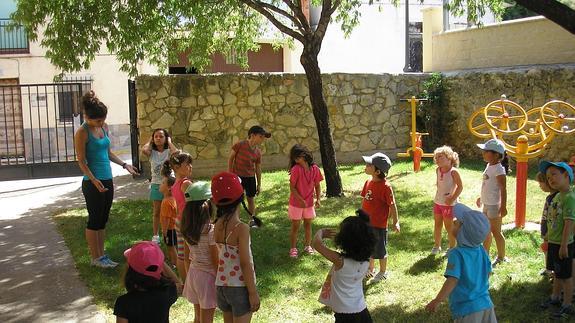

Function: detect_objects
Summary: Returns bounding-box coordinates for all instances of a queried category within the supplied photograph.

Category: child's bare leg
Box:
[303,219,313,247]
[152,200,161,236]
[222,311,233,323]
[483,233,493,254]
[168,246,177,266]
[193,304,201,323]
[176,258,186,282]
[379,257,387,273]
[368,258,375,272]
[490,217,506,259]
[563,278,573,305]
[235,311,253,323]
[200,308,215,323]
[247,196,256,219]
[443,217,456,249]
[433,214,443,248]
[552,277,562,299]
[290,220,301,249]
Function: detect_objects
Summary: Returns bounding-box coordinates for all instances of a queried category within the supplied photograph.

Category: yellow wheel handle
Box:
[468,108,495,139]
[483,96,528,134]
[540,100,575,134]
[521,107,554,138]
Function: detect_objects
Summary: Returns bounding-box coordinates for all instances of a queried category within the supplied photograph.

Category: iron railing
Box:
[0,19,29,54]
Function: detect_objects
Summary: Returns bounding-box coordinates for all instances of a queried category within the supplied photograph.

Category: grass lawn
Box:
[54,160,557,322]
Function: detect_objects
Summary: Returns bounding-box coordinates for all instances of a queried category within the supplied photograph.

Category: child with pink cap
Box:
[114,241,182,323]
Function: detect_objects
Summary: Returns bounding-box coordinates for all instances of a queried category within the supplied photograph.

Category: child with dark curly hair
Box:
[313,209,375,323]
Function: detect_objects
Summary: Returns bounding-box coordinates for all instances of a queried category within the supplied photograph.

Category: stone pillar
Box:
[422,7,443,73]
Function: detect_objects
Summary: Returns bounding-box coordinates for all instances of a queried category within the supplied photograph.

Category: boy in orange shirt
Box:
[361,152,400,283]
[159,175,178,267]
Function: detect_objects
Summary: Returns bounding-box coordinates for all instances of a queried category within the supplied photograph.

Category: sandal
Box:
[304,246,315,255]
[289,248,298,258]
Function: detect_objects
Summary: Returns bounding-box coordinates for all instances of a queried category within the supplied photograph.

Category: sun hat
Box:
[124,241,164,280]
[211,172,244,205]
[185,181,212,202]
[539,161,574,184]
[452,203,490,247]
[362,152,392,175]
[477,138,505,155]
[248,125,271,138]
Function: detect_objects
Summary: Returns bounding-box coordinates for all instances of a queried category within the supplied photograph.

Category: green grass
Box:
[54,160,557,322]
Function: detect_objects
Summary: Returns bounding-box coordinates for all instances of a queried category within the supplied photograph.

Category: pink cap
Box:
[124,241,164,280]
[211,172,244,205]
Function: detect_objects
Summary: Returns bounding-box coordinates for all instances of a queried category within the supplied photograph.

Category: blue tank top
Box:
[82,123,113,180]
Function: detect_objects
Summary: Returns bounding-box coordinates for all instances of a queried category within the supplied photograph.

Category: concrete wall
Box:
[423,15,575,72]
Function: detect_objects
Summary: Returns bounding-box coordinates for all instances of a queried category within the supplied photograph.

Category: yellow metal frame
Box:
[397,96,434,159]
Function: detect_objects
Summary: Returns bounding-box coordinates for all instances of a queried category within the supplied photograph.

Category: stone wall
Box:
[136,74,427,176]
[443,64,575,162]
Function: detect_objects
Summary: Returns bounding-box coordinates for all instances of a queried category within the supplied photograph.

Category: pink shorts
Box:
[183,268,217,309]
[288,205,316,220]
[433,203,453,219]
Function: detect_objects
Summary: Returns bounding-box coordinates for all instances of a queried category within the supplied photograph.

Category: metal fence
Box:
[0,19,29,54]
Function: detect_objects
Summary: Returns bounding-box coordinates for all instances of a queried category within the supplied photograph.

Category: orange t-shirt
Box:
[160,196,177,230]
[361,179,395,229]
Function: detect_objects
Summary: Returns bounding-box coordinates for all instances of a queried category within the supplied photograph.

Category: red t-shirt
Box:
[231,140,261,177]
[361,179,395,229]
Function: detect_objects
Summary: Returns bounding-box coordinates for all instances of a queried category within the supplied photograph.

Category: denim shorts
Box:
[216,286,251,317]
[149,183,163,201]
[482,204,500,219]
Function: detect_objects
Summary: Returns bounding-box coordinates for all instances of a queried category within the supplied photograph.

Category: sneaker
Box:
[304,246,315,255]
[431,247,441,255]
[365,268,376,279]
[370,271,388,283]
[553,304,575,318]
[491,257,509,268]
[539,268,553,276]
[152,235,161,244]
[91,256,115,268]
[540,297,561,309]
[289,248,298,258]
[249,220,259,229]
[101,255,118,267]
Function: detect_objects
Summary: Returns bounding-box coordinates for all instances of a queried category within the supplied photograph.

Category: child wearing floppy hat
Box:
[426,203,496,322]
[360,152,400,283]
[539,161,575,319]
[211,172,260,322]
[181,181,218,323]
[228,125,271,228]
[114,241,181,323]
[476,138,509,268]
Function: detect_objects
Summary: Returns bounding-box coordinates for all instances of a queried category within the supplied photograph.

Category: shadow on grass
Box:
[407,254,444,276]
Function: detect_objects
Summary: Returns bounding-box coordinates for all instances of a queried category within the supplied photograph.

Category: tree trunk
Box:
[515,0,575,34]
[300,48,343,197]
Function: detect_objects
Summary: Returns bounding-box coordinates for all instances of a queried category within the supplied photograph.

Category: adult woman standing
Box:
[74,91,139,268]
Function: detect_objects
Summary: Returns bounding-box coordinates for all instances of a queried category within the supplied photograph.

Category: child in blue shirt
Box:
[426,203,496,322]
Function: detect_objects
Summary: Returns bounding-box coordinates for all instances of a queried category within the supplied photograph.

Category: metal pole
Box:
[403,0,412,72]
[443,0,449,31]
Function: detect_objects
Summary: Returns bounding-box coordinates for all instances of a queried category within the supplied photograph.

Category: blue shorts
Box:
[149,183,163,201]
[372,227,388,259]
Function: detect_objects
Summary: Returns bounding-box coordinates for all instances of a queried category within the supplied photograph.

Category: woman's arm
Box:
[497,175,507,217]
[312,229,343,270]
[140,136,152,157]
[237,224,260,312]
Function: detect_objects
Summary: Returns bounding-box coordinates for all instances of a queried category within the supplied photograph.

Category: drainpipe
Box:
[403,0,412,72]
[443,0,449,31]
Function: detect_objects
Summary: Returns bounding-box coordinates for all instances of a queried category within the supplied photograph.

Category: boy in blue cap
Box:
[426,203,496,322]
[539,161,575,319]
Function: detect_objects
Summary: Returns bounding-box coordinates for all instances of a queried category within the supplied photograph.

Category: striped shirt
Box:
[188,223,217,274]
[231,140,261,177]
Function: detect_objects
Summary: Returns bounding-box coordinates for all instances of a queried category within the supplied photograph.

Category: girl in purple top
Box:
[288,144,323,258]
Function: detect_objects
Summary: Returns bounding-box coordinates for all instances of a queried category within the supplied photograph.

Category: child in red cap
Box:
[114,241,182,323]
[211,172,260,322]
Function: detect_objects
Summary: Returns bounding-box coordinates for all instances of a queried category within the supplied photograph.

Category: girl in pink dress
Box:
[287,144,323,258]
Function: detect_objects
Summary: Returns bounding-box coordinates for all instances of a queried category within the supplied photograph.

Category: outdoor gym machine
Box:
[397,96,434,172]
[468,95,575,228]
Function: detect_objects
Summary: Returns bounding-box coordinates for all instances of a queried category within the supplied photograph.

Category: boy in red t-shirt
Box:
[361,152,400,283]
[228,125,271,227]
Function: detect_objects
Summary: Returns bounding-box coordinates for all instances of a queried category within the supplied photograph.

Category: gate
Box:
[0,81,90,180]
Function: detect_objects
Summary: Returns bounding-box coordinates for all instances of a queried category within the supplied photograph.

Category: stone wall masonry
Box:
[136,73,427,177]
[443,64,575,162]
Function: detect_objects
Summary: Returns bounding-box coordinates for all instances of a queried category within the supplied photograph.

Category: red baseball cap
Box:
[211,171,244,205]
[124,241,164,280]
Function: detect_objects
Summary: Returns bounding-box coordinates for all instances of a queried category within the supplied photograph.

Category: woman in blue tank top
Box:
[74,91,139,268]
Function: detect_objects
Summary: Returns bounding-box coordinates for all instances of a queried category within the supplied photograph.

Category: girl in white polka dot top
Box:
[211,172,260,322]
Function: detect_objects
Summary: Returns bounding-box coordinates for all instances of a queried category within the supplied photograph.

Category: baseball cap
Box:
[477,138,505,155]
[185,181,212,202]
[211,172,244,205]
[452,203,490,247]
[362,152,392,175]
[539,161,574,184]
[248,125,271,138]
[124,241,165,280]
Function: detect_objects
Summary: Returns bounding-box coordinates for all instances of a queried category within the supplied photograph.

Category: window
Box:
[56,75,92,122]
[225,48,238,65]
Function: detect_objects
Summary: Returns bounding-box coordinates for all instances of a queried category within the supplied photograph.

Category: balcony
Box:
[0,19,29,54]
